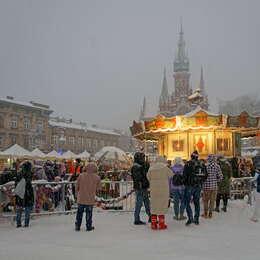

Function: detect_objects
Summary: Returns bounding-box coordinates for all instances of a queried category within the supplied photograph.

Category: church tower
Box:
[139,96,147,120]
[159,67,169,114]
[198,66,209,110]
[172,22,192,114]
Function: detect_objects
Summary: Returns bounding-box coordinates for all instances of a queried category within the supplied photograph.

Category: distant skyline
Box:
[0,0,259,130]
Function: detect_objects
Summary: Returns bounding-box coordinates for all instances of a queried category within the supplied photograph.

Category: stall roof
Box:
[2,144,32,157]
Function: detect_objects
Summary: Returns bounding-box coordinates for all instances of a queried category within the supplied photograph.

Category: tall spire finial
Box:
[199,65,205,94]
[180,16,183,35]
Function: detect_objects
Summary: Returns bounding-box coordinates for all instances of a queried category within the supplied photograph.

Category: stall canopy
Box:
[31,148,46,158]
[62,150,77,159]
[95,146,128,162]
[2,144,32,157]
[46,150,61,158]
[77,150,90,159]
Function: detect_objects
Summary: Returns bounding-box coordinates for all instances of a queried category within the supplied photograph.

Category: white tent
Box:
[46,150,61,158]
[62,150,77,159]
[2,144,32,157]
[77,150,90,159]
[95,146,128,162]
[31,148,46,158]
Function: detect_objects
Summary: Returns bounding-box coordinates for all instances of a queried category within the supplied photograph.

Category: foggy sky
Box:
[0,0,259,130]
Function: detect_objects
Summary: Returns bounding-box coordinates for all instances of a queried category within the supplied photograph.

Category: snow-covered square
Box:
[0,200,259,260]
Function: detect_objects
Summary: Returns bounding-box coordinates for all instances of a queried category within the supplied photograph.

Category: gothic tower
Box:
[172,22,192,114]
[139,96,146,120]
[159,67,169,114]
[198,66,209,110]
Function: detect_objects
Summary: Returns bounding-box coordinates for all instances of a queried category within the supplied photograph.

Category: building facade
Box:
[49,117,121,154]
[158,24,209,116]
[0,96,126,154]
[0,96,52,152]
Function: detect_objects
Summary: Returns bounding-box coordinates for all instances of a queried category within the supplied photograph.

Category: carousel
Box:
[130,106,260,160]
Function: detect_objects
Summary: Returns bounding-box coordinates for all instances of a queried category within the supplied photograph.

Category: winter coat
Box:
[15,172,34,208]
[203,159,223,190]
[147,162,173,215]
[218,160,232,194]
[76,171,101,205]
[183,159,208,188]
[170,163,185,192]
[131,163,150,190]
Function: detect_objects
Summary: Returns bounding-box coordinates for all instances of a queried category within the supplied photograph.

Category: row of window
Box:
[0,135,46,147]
[0,116,44,130]
[51,135,116,148]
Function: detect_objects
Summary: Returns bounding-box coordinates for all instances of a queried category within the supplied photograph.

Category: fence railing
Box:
[0,180,135,217]
[0,177,256,218]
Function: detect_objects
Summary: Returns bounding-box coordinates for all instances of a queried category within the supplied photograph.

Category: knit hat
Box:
[85,162,98,174]
[174,157,183,165]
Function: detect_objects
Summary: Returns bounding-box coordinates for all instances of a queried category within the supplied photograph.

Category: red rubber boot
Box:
[151,215,158,230]
[158,215,167,230]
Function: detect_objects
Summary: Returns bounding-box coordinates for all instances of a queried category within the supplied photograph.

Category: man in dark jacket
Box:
[15,161,34,228]
[131,152,151,225]
[183,151,208,226]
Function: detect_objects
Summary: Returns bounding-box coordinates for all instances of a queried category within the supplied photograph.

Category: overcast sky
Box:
[0,0,259,130]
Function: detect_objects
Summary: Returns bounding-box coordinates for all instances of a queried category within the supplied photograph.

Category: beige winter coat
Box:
[147,162,173,215]
[76,171,101,205]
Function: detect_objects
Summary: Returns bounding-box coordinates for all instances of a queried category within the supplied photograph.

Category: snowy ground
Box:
[0,200,259,260]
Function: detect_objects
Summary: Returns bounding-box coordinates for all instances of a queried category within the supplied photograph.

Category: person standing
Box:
[170,157,186,220]
[251,165,260,222]
[75,163,101,231]
[183,151,208,226]
[202,155,223,219]
[215,157,232,212]
[15,161,34,228]
[147,156,173,230]
[131,152,151,225]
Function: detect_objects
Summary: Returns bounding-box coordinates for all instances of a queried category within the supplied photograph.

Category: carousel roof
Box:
[130,107,260,139]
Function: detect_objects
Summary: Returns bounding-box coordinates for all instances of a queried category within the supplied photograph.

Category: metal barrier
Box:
[230,177,254,204]
[0,176,256,218]
[0,180,135,218]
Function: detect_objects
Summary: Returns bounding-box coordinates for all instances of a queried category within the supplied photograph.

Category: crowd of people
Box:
[130,151,260,231]
[0,151,259,231]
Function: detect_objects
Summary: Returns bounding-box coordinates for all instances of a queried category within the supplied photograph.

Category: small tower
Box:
[159,67,169,114]
[139,97,147,120]
[199,66,209,110]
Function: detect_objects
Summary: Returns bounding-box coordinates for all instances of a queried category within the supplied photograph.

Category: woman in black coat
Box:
[15,161,34,228]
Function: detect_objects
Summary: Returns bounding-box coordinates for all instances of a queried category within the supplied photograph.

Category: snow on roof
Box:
[95,146,127,161]
[62,150,77,159]
[46,150,61,158]
[87,126,120,136]
[2,144,32,157]
[31,148,46,158]
[49,119,120,136]
[188,91,203,100]
[184,106,220,117]
[49,120,86,130]
[77,150,90,159]
[0,97,52,112]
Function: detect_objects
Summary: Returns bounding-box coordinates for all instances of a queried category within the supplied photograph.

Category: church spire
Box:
[174,19,189,72]
[159,67,169,114]
[139,96,146,120]
[160,67,169,104]
[199,66,205,95]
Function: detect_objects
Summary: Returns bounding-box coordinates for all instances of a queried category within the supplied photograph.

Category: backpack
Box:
[172,174,184,186]
[257,174,260,193]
